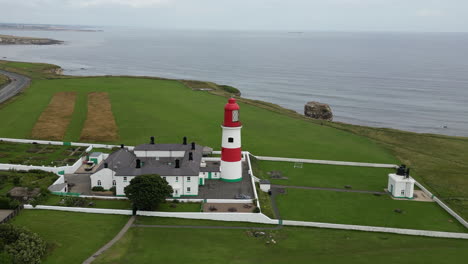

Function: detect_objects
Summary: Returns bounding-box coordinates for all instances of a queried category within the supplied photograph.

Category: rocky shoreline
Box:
[0,35,63,45]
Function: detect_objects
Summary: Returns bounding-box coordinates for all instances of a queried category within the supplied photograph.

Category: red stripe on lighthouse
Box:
[221,147,242,162]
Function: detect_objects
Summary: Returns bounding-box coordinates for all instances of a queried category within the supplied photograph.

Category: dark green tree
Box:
[124,175,173,211]
[0,224,46,264]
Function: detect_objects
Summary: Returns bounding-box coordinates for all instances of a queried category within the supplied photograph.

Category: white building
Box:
[90,137,220,197]
[387,165,415,199]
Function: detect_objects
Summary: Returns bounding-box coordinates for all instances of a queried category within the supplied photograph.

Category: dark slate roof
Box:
[101,143,204,176]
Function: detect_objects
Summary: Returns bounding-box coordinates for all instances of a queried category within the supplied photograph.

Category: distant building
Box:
[388,165,415,199]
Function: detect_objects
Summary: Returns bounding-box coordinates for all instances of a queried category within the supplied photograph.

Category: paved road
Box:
[0,69,31,104]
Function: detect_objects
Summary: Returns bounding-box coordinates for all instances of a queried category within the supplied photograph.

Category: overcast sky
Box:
[0,0,466,32]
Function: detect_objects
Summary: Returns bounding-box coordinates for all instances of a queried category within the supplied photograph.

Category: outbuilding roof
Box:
[100,143,205,176]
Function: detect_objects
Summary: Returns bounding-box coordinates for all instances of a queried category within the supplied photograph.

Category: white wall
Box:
[90,168,116,190]
[221,126,242,149]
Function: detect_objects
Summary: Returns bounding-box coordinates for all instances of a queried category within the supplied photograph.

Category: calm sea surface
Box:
[1,28,467,136]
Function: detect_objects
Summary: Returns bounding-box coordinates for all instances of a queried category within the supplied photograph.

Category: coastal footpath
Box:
[0,34,63,45]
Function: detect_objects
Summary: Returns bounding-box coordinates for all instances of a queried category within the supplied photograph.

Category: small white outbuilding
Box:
[387,165,415,199]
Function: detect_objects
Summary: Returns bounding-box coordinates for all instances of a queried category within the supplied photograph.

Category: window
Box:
[176,177,178,182]
[97,180,102,186]
[228,137,234,143]
[123,177,127,182]
[187,187,191,192]
[232,110,239,122]
[401,190,405,196]
[187,177,191,182]
[112,180,116,186]
[163,177,166,181]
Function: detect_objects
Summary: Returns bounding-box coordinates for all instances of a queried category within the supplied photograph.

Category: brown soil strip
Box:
[31,92,77,140]
[80,92,118,142]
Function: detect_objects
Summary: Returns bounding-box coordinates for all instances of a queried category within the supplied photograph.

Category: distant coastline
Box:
[0,23,102,32]
[0,34,63,45]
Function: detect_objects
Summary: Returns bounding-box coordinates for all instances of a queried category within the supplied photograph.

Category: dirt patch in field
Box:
[203,203,255,213]
[31,92,77,140]
[80,92,118,142]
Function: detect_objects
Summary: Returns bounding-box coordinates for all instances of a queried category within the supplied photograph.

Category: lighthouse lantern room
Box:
[220,98,243,182]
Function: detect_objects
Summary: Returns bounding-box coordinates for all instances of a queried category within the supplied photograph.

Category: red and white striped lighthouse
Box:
[220,98,243,182]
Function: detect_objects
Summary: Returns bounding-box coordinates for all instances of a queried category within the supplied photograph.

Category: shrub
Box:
[0,225,46,264]
[253,207,261,213]
[12,177,20,186]
[92,186,105,192]
[219,85,241,95]
[63,196,88,207]
[110,186,116,196]
[0,197,19,210]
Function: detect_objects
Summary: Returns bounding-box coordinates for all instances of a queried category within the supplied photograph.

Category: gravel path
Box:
[82,216,135,264]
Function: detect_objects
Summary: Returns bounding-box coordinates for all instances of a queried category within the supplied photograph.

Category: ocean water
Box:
[1,27,467,137]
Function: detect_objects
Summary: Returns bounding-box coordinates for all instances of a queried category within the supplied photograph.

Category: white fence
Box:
[23,205,468,239]
[254,155,399,168]
[0,137,126,150]
[415,181,468,229]
[282,220,468,239]
[24,205,276,224]
[246,153,261,209]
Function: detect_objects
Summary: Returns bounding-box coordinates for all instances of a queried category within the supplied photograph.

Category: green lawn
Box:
[0,73,9,86]
[254,160,394,191]
[0,141,84,166]
[276,189,466,232]
[94,226,468,264]
[0,76,396,164]
[10,210,129,264]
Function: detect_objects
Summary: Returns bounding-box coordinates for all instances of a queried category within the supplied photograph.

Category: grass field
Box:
[254,160,394,191]
[0,73,9,86]
[0,141,85,166]
[31,91,77,140]
[275,189,466,232]
[94,225,468,264]
[0,75,396,164]
[11,210,129,264]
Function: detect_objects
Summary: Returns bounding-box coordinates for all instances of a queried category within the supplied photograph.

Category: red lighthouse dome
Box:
[223,98,241,127]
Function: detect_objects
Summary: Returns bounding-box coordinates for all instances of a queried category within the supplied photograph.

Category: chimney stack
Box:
[405,168,410,178]
[136,159,141,168]
[150,136,155,145]
[175,159,180,168]
[104,163,108,168]
[191,142,195,150]
[189,152,193,161]
[183,136,187,145]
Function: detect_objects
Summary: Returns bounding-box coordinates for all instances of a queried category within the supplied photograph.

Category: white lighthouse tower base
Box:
[220,160,243,182]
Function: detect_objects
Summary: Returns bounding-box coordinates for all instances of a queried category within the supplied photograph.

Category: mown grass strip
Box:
[80,92,118,142]
[30,91,77,140]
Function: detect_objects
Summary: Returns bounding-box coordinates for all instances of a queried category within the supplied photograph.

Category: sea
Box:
[1,27,467,137]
